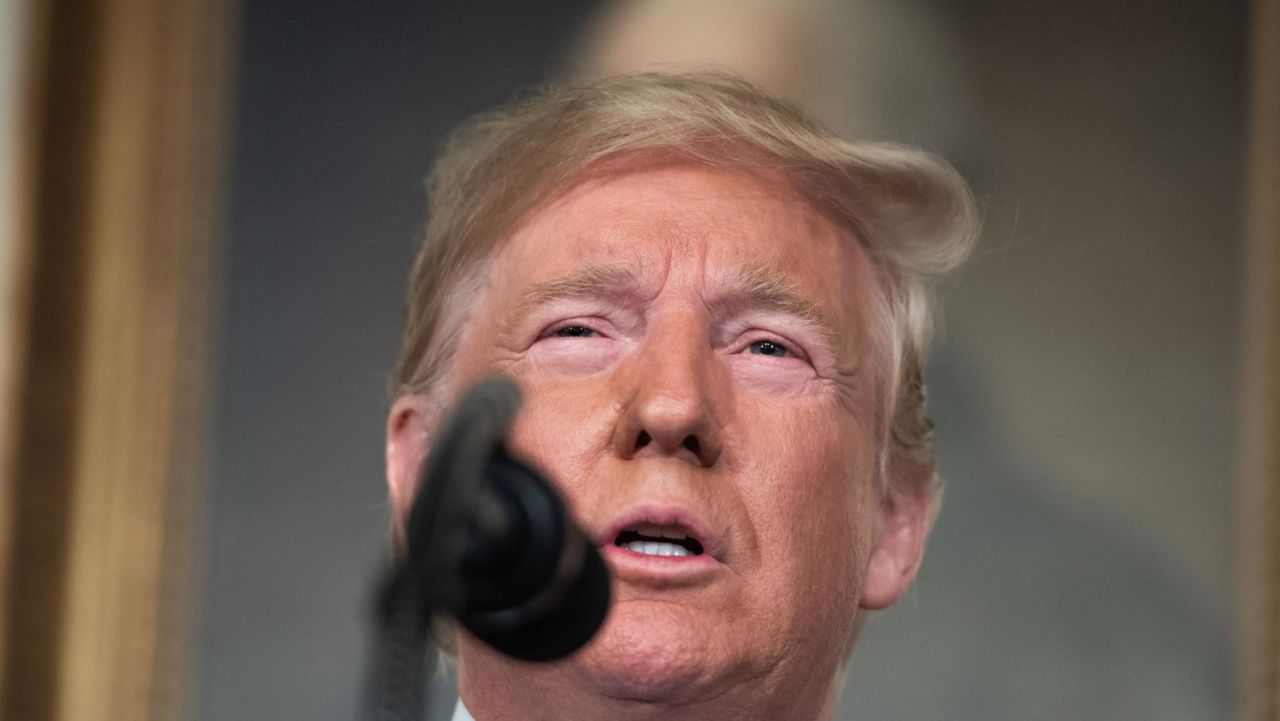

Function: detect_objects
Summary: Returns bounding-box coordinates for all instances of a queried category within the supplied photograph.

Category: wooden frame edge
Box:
[0,1,235,719]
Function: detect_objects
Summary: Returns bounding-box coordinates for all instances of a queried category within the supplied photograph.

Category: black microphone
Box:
[363,377,611,721]
[403,375,611,662]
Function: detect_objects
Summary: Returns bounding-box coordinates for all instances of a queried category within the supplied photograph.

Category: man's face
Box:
[389,157,928,711]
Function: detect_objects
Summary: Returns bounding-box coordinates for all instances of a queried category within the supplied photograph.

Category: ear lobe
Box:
[386,395,435,543]
[859,484,933,611]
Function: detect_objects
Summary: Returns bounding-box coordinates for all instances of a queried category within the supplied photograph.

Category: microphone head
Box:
[457,446,611,662]
[461,539,611,662]
[403,375,611,662]
[404,376,523,610]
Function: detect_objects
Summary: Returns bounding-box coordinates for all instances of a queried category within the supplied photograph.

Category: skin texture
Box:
[386,156,931,721]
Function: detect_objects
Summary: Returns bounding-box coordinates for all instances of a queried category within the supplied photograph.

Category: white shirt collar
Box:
[450,698,476,721]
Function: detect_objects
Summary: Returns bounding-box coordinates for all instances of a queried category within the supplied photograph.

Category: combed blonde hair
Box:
[393,71,976,502]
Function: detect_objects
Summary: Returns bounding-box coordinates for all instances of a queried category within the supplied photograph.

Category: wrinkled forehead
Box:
[487,156,878,322]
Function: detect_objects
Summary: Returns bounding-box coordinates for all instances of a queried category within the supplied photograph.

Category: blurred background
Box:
[201,2,1242,719]
[1,1,1267,720]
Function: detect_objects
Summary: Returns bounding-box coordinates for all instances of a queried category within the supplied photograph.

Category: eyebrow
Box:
[504,263,644,333]
[505,261,840,349]
[708,263,839,344]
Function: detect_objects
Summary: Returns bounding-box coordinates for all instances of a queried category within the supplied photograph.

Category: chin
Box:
[569,599,736,703]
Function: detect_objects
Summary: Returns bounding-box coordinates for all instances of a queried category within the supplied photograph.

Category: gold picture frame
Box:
[0,0,233,719]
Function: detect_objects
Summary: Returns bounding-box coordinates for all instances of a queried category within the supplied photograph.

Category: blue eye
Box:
[748,340,788,357]
[553,325,596,338]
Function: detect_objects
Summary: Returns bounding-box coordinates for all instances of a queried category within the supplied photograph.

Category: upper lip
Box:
[597,502,726,561]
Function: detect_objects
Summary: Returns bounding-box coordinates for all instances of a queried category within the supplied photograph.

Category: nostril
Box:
[682,435,700,456]
[636,430,651,449]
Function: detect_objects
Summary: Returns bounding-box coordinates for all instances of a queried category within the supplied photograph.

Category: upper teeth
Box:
[635,523,690,541]
[624,540,693,557]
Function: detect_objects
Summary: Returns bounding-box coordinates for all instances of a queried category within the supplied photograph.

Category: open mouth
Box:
[614,523,705,558]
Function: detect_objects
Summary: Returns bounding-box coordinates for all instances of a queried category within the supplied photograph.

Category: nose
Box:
[612,313,725,467]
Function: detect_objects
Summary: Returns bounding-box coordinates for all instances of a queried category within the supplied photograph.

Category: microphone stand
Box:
[362,378,522,721]
[361,376,611,721]
[363,568,437,721]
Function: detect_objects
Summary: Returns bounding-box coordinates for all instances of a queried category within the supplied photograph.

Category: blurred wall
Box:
[197,2,1242,720]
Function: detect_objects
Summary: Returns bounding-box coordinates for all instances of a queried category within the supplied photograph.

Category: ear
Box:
[858,483,933,610]
[386,394,435,544]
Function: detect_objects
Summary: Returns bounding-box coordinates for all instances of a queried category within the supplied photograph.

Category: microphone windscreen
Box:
[464,543,610,662]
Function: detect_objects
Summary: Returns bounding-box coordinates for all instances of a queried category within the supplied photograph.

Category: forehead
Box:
[491,160,875,312]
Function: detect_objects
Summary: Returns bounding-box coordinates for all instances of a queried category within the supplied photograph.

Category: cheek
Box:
[769,411,874,644]
[738,398,875,576]
[501,378,616,510]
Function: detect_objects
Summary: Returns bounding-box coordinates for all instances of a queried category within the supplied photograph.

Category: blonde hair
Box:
[392,71,976,501]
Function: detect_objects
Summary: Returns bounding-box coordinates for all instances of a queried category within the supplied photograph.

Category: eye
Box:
[748,339,790,357]
[550,324,598,338]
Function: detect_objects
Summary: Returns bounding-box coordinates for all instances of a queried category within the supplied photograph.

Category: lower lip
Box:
[601,544,722,585]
